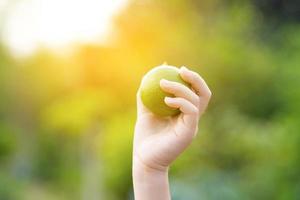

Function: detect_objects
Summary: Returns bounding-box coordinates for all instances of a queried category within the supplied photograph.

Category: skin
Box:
[133,66,212,200]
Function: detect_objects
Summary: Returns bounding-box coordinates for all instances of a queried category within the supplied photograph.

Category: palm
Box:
[134,99,197,170]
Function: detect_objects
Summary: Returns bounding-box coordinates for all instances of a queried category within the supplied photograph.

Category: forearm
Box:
[132,156,171,200]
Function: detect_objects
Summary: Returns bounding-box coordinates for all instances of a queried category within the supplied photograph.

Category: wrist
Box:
[133,155,169,179]
[132,155,171,200]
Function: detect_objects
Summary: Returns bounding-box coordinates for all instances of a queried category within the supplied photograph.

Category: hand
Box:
[133,66,212,172]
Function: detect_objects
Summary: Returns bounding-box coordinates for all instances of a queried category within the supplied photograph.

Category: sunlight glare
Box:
[3,0,127,55]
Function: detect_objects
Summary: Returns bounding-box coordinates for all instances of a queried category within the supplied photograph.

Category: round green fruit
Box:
[140,65,190,116]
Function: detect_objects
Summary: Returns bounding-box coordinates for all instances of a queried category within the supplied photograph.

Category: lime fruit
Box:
[140,64,190,116]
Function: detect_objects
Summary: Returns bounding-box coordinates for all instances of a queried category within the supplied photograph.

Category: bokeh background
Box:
[0,0,300,199]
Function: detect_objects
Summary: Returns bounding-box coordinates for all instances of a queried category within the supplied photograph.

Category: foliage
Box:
[0,0,299,199]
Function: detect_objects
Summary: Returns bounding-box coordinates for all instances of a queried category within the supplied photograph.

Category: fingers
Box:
[179,66,212,98]
[179,66,212,113]
[160,79,199,107]
[165,97,198,115]
[164,97,198,130]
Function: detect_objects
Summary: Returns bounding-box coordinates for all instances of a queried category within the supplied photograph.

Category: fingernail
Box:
[165,97,172,102]
[180,66,188,74]
[160,79,168,85]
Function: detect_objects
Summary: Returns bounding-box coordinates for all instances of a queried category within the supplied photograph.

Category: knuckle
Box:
[194,96,200,107]
[192,71,201,80]
[178,97,185,103]
[191,106,199,115]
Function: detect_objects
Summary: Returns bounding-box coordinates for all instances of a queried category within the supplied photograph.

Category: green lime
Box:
[140,65,190,116]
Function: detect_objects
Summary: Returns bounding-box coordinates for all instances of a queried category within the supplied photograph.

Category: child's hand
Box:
[133,66,212,172]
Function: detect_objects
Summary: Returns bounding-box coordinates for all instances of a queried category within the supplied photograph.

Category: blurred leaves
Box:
[0,0,300,199]
[42,88,117,135]
[101,110,135,199]
[0,122,17,162]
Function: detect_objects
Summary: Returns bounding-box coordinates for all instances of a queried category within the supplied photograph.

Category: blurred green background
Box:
[0,0,300,199]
